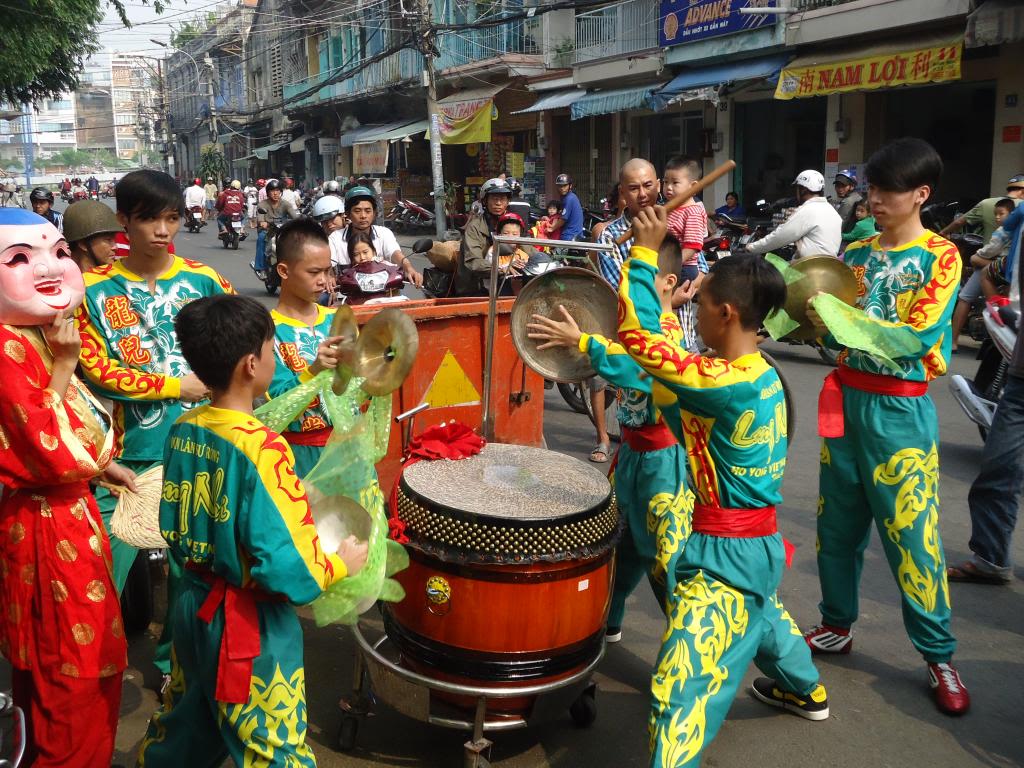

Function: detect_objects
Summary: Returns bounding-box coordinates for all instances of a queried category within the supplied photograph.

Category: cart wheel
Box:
[337,715,359,752]
[569,685,597,728]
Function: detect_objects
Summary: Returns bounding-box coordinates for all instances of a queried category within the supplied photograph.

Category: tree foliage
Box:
[1,0,166,106]
[198,146,228,183]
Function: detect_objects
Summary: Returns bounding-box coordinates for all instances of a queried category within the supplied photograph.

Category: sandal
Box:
[590,442,610,463]
[947,561,1011,584]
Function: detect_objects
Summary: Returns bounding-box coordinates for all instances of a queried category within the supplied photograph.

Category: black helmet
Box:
[62,200,123,244]
[555,173,573,186]
[29,187,53,203]
[265,178,283,192]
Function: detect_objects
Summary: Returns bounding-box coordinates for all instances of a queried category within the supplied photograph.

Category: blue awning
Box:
[513,88,587,115]
[571,83,664,120]
[648,54,791,112]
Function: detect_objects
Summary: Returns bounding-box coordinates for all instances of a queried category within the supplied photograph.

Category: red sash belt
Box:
[283,427,333,448]
[693,504,777,537]
[620,422,677,453]
[818,365,928,439]
[187,564,284,704]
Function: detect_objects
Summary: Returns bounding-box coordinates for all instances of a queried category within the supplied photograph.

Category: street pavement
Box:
[7,210,1024,767]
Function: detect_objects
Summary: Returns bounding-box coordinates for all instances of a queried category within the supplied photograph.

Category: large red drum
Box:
[385,443,620,716]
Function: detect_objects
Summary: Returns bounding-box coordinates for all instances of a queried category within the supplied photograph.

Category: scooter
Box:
[186,205,205,233]
[336,261,407,305]
[950,299,1018,440]
[88,189,100,201]
[0,691,25,767]
[219,212,245,250]
[251,228,281,295]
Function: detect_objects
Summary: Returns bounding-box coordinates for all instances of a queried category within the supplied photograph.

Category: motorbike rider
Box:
[203,177,219,221]
[183,178,207,226]
[312,194,346,235]
[281,177,301,209]
[747,170,842,259]
[555,172,585,241]
[327,185,423,287]
[29,188,63,232]
[70,178,87,200]
[86,175,100,196]
[62,198,123,271]
[940,174,1024,241]
[253,178,300,277]
[452,177,514,296]
[215,179,247,240]
[832,168,863,232]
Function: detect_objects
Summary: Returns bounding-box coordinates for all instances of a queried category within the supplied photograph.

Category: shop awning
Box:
[370,119,429,142]
[340,121,422,147]
[649,54,791,112]
[775,34,962,100]
[571,83,664,120]
[252,141,288,160]
[966,0,1024,48]
[437,83,507,107]
[290,135,311,153]
[512,88,587,115]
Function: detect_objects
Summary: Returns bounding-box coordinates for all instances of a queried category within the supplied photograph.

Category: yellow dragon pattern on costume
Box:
[650,572,748,767]
[648,484,695,589]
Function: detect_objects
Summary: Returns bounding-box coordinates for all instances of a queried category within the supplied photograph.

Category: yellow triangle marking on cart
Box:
[422,350,481,408]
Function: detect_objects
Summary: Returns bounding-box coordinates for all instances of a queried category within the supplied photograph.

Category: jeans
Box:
[255,229,268,270]
[967,373,1024,577]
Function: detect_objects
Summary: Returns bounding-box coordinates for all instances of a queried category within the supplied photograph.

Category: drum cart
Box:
[337,622,602,767]
[338,238,619,766]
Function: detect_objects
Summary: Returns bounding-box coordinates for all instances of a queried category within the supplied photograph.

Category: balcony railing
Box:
[282,48,425,109]
[436,20,541,71]
[574,0,658,65]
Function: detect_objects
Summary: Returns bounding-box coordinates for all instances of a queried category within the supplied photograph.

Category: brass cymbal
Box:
[510,267,617,383]
[329,305,360,395]
[783,256,858,341]
[355,308,419,396]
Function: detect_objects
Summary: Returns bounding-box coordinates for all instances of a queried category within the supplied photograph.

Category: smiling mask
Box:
[0,209,85,326]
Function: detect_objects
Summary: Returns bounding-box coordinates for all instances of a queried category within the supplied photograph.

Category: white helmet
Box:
[793,170,825,193]
[312,195,345,222]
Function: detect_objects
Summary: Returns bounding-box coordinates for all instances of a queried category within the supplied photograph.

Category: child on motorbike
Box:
[841,200,878,245]
[337,229,405,304]
[973,198,1016,300]
[531,200,563,247]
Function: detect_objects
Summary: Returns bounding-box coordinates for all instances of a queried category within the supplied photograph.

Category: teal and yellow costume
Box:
[269,305,336,478]
[815,232,961,662]
[578,320,691,628]
[136,406,347,767]
[619,245,822,768]
[76,255,233,674]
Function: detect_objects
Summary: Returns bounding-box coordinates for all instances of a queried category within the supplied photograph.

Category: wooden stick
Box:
[614,159,737,246]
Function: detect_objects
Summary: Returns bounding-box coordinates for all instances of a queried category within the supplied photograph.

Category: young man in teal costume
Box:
[620,207,827,767]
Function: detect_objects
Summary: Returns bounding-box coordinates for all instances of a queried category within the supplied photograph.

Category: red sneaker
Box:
[928,663,970,715]
[804,624,853,654]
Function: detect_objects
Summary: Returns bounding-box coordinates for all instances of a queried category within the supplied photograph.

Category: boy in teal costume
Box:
[75,169,232,680]
[268,219,344,478]
[136,295,367,767]
[619,208,827,767]
[804,138,969,716]
[527,237,692,641]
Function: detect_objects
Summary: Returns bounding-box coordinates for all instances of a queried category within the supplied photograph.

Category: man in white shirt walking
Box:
[748,170,843,259]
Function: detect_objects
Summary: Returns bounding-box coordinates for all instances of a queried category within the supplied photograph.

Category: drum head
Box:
[396,443,620,564]
[510,268,617,383]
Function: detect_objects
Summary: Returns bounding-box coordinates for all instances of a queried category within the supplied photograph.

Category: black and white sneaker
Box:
[605,625,622,644]
[750,677,830,721]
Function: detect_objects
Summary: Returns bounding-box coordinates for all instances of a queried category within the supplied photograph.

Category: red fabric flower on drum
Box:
[407,421,485,461]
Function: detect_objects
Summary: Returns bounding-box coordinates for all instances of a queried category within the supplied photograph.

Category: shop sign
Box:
[437,97,494,145]
[775,41,962,101]
[659,0,776,48]
[319,137,340,154]
[353,141,389,175]
[1002,126,1022,144]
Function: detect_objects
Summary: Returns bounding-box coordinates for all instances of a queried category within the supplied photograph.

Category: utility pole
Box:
[204,55,218,147]
[157,59,174,177]
[414,0,448,240]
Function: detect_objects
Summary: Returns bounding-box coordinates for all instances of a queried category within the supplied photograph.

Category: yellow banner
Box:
[437,98,494,146]
[775,41,962,100]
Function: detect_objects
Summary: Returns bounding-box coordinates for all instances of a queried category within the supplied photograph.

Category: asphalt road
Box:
[7,210,1024,767]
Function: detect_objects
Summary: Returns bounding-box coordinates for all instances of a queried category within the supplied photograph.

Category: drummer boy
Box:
[136,293,366,767]
[619,207,828,767]
[269,219,345,477]
[527,237,691,642]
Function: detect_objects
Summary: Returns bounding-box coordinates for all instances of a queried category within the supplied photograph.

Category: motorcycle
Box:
[101,182,115,199]
[72,189,87,201]
[705,213,753,262]
[336,261,407,305]
[922,199,977,233]
[219,212,245,250]
[950,299,1018,440]
[0,690,25,768]
[60,189,73,204]
[252,227,281,295]
[386,198,435,232]
[186,205,205,233]
[88,189,99,201]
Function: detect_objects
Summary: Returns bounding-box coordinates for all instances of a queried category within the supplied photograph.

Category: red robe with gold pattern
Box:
[0,324,128,679]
